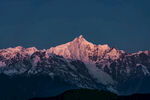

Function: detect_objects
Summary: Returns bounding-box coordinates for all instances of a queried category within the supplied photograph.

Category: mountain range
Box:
[0,35,150,100]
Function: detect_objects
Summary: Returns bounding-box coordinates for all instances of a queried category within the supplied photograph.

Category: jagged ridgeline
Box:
[0,35,150,100]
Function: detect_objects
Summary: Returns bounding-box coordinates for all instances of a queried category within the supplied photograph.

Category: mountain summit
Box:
[47,35,122,62]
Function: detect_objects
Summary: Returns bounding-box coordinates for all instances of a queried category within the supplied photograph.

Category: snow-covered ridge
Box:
[0,46,38,59]
[0,35,149,64]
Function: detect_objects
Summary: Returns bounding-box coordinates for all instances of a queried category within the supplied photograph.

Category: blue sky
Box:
[0,0,150,52]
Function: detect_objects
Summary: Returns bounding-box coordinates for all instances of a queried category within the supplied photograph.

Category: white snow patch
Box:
[49,72,54,78]
[85,62,115,85]
[0,61,6,67]
[136,64,150,75]
[107,86,118,94]
[126,67,131,74]
[3,69,18,75]
[105,48,120,60]
[24,47,37,56]
[141,65,150,75]
[33,56,41,66]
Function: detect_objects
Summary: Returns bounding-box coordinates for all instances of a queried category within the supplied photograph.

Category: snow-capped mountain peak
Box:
[7,46,24,52]
[24,47,38,56]
[71,35,94,47]
[47,35,122,62]
[47,35,95,61]
[0,46,38,60]
[79,34,83,38]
